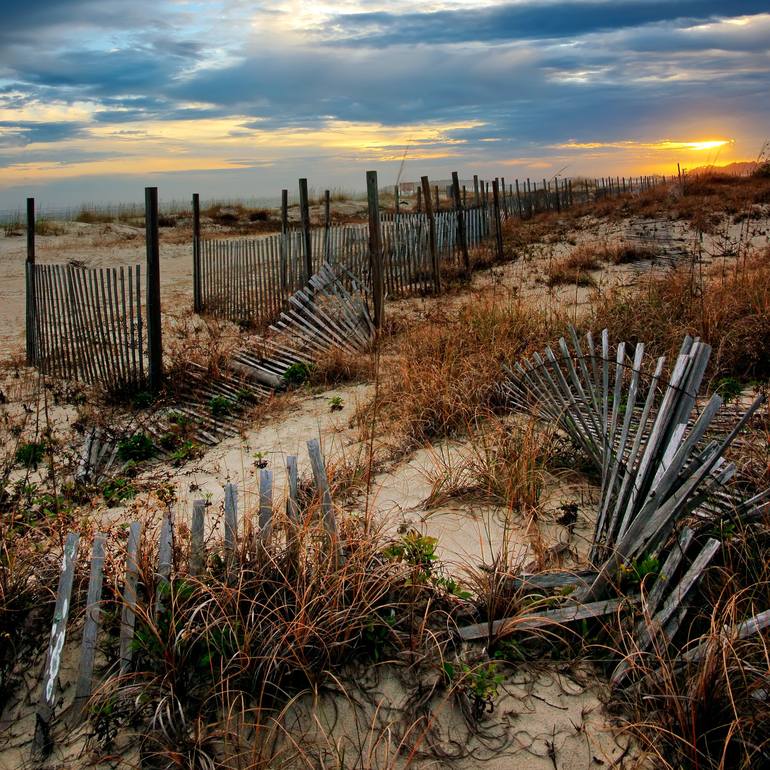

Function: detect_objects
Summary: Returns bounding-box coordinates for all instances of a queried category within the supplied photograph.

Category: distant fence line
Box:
[194,171,663,327]
[24,171,667,392]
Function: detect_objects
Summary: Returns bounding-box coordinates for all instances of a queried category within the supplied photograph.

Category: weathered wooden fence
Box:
[25,191,163,394]
[29,261,146,391]
[193,171,666,329]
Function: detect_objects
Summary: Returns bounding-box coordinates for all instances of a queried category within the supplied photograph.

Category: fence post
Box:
[416,185,422,212]
[492,179,504,261]
[25,197,36,365]
[299,178,312,281]
[421,176,441,293]
[433,184,440,212]
[451,171,469,273]
[323,189,331,261]
[366,170,385,330]
[280,189,288,301]
[145,187,163,391]
[473,174,480,206]
[192,193,202,312]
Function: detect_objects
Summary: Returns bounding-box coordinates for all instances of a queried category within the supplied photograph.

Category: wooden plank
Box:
[299,178,312,282]
[458,597,634,642]
[154,512,173,618]
[119,522,141,674]
[73,533,106,718]
[307,438,343,563]
[190,500,206,576]
[34,532,80,755]
[224,482,238,573]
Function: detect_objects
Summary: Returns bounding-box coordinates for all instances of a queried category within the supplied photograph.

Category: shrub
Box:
[117,433,156,463]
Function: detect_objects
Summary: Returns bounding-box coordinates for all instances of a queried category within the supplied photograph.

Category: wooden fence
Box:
[193,172,664,329]
[29,262,146,391]
[25,192,162,394]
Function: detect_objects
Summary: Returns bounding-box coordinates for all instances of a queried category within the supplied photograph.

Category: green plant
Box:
[102,477,136,505]
[714,376,743,404]
[14,441,46,469]
[328,395,344,412]
[117,433,156,463]
[208,395,235,417]
[619,555,660,589]
[444,661,506,721]
[383,530,438,582]
[171,440,201,466]
[283,362,312,386]
[131,391,155,409]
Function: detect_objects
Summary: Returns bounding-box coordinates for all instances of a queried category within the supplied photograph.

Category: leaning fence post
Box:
[366,170,385,330]
[299,178,312,282]
[25,197,36,365]
[119,522,141,674]
[492,179,504,261]
[307,438,344,565]
[451,172,469,273]
[74,533,106,720]
[421,176,441,293]
[145,187,163,390]
[34,532,79,756]
[192,193,202,312]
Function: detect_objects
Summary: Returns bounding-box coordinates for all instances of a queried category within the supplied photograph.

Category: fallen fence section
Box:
[76,262,374,483]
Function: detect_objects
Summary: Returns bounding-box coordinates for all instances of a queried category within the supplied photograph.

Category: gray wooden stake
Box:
[259,468,273,543]
[420,176,440,293]
[145,187,163,390]
[307,438,344,564]
[26,197,36,365]
[299,178,312,282]
[34,532,80,755]
[74,533,106,719]
[224,482,238,573]
[192,193,202,312]
[119,522,141,674]
[154,511,173,618]
[190,500,206,576]
[451,172,469,272]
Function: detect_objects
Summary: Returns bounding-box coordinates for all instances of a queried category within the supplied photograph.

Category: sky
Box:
[0,1,768,208]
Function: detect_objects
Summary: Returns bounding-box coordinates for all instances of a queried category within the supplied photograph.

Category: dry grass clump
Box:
[545,248,601,287]
[589,250,770,382]
[421,416,558,513]
[361,289,562,452]
[87,506,461,767]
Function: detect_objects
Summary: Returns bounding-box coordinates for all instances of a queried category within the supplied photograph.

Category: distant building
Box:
[398,181,417,196]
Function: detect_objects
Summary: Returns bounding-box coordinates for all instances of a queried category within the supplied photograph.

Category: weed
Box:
[102,477,136,505]
[14,441,46,469]
[208,395,236,417]
[117,433,156,463]
[328,395,344,412]
[283,362,312,386]
[170,440,202,466]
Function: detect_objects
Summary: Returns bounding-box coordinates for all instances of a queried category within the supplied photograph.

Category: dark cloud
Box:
[324,1,770,47]
[0,120,87,146]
